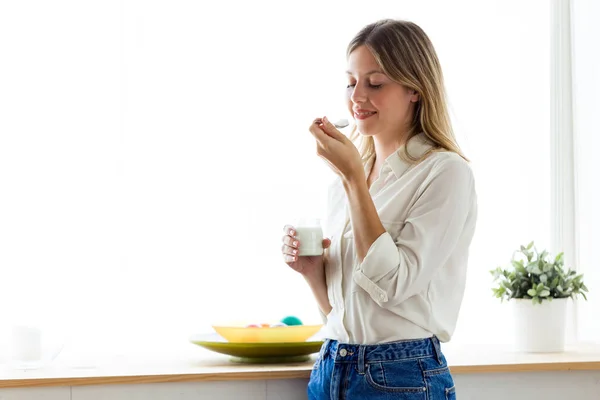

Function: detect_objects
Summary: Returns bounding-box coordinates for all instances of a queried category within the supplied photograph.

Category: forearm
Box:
[304,272,332,317]
[343,177,386,261]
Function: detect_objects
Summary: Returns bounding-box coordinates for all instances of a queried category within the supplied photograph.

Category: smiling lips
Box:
[354,109,377,120]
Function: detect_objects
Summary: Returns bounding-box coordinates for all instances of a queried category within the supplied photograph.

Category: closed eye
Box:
[346,83,383,89]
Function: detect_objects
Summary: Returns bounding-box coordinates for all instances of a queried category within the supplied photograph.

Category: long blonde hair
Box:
[347,19,467,163]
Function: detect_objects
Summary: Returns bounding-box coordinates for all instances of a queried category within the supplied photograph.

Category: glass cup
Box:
[9,325,64,370]
[295,218,324,256]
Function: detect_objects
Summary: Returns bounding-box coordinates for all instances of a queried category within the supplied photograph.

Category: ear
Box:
[410,90,419,103]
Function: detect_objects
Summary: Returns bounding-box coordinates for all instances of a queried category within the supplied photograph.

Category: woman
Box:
[281,19,477,399]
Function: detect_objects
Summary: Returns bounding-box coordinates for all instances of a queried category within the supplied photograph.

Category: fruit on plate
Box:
[242,317,303,329]
[280,315,303,326]
[212,321,322,343]
[245,322,283,328]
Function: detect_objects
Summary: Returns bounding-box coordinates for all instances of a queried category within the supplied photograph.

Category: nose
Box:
[350,83,367,104]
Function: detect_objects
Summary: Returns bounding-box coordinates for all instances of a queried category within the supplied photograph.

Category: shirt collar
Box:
[365,132,436,179]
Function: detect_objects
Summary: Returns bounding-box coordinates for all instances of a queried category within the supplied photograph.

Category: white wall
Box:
[1,371,600,400]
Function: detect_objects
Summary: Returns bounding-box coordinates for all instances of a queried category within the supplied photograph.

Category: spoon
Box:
[334,118,349,129]
[314,118,350,129]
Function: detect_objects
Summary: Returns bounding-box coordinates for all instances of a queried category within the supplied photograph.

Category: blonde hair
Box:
[347,19,467,163]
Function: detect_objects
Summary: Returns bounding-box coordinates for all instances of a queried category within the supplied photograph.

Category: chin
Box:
[357,130,376,137]
[355,121,378,137]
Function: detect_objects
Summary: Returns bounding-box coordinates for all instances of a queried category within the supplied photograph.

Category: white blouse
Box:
[321,132,478,344]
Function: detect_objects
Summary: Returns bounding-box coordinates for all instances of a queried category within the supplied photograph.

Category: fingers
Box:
[282,225,299,263]
[282,244,298,263]
[282,234,299,249]
[284,255,297,264]
[308,119,331,146]
[282,225,299,247]
[320,116,346,141]
[283,225,296,236]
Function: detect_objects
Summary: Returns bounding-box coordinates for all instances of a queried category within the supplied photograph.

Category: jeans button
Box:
[339,348,347,357]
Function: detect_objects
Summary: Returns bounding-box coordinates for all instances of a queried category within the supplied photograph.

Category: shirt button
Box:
[339,349,348,357]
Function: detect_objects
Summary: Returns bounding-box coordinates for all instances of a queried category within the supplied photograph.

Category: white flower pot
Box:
[513,298,568,353]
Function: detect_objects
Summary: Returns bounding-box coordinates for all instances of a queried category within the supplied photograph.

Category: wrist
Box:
[342,171,367,192]
[303,268,326,288]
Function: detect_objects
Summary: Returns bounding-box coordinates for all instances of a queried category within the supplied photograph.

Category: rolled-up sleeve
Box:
[318,307,330,324]
[352,158,475,306]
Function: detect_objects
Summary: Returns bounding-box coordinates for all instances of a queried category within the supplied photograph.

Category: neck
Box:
[371,128,409,169]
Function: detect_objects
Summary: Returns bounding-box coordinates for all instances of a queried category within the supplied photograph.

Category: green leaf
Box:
[555,252,564,263]
[511,260,524,270]
[543,263,552,273]
[539,290,550,297]
[537,282,544,291]
[527,241,534,250]
[527,289,537,297]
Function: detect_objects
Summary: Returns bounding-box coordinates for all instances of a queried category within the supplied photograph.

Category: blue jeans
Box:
[307,336,456,399]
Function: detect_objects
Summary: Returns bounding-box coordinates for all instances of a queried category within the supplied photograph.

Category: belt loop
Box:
[322,339,331,359]
[330,340,339,359]
[357,345,366,375]
[431,336,443,365]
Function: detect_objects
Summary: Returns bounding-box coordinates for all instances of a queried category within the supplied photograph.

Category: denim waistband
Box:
[321,336,443,364]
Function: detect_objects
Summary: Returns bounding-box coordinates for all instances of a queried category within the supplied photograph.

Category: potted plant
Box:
[490,242,588,353]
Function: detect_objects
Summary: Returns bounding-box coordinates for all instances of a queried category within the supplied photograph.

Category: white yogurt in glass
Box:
[295,218,324,256]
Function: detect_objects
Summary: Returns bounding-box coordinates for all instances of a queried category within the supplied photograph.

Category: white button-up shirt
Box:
[321,133,478,344]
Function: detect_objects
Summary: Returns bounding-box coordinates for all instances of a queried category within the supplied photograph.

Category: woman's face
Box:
[346,45,419,139]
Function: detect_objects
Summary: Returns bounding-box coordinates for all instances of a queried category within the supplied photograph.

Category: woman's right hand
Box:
[281,225,331,279]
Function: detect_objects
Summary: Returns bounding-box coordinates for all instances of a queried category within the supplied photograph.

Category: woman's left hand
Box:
[309,116,364,183]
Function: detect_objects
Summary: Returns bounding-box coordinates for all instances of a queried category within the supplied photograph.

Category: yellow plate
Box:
[190,333,323,364]
[212,324,323,343]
